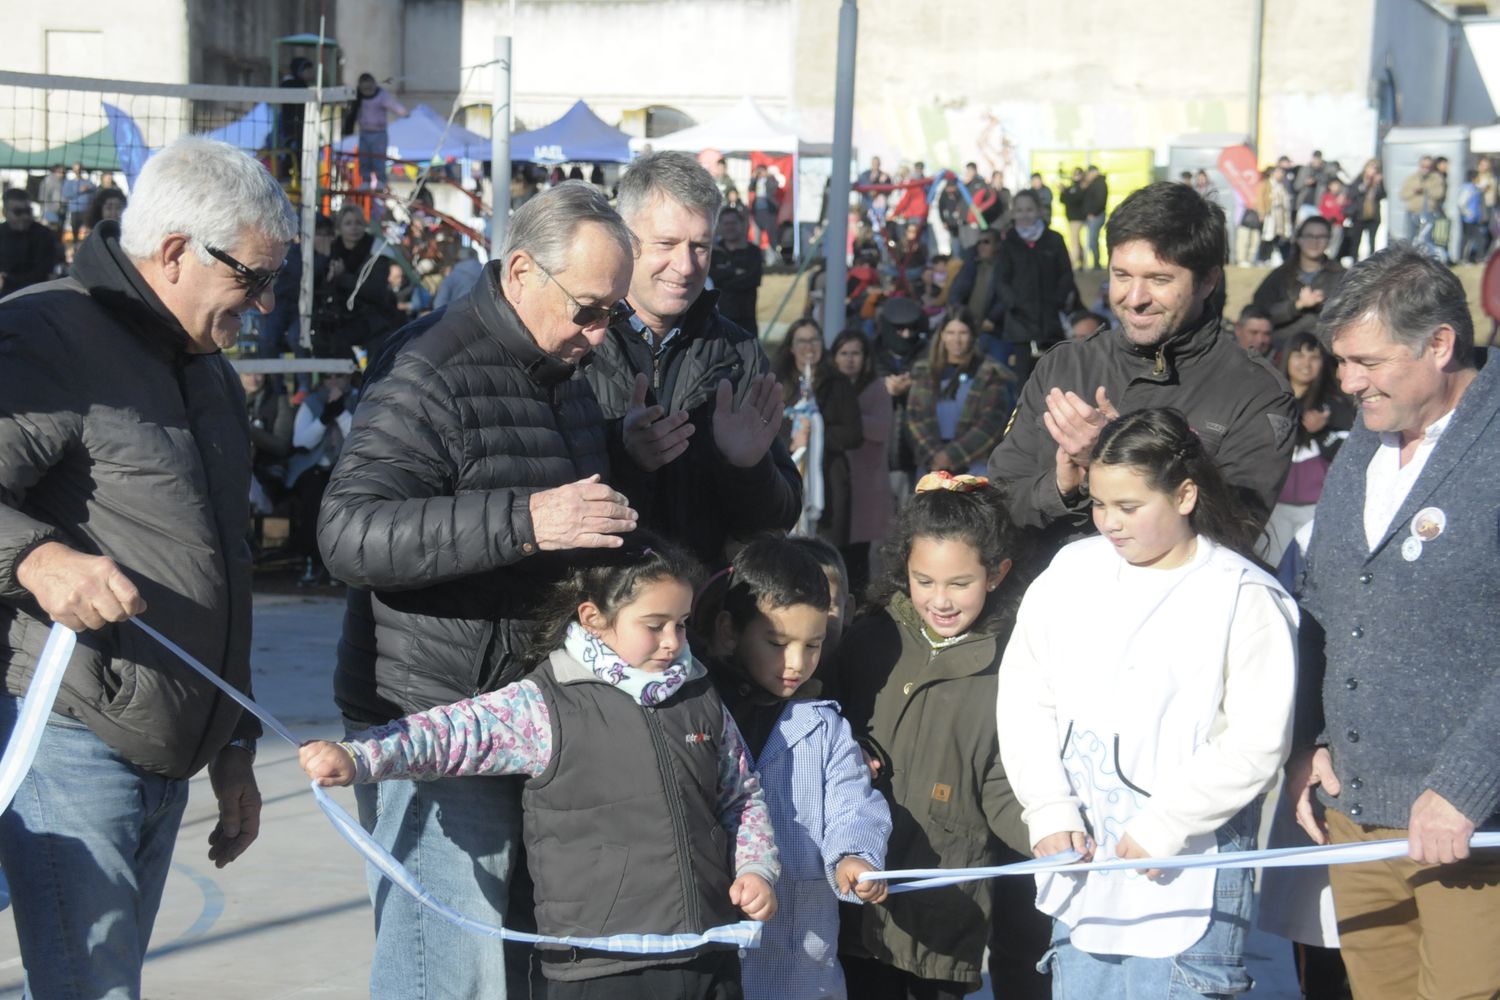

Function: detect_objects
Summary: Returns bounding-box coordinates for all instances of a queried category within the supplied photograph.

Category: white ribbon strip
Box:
[0,618,759,954]
[864,833,1500,894]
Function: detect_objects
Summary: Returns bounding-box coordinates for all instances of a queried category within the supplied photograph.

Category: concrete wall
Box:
[1369,0,1454,127]
[186,0,332,88]
[1452,17,1500,125]
[334,0,405,95]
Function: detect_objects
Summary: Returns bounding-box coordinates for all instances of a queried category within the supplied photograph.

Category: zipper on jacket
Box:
[1152,349,1166,376]
[644,706,700,931]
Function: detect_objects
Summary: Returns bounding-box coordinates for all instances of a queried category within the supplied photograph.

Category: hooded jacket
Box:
[319,265,610,724]
[0,222,259,777]
[988,300,1297,561]
[583,290,801,567]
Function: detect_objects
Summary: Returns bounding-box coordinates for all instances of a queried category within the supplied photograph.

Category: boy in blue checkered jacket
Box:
[697,536,892,1000]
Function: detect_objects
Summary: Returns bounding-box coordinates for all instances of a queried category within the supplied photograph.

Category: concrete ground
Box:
[0,594,1304,998]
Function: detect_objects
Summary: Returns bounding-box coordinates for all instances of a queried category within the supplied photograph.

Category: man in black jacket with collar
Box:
[990,182,1296,562]
[317,182,639,999]
[584,152,800,567]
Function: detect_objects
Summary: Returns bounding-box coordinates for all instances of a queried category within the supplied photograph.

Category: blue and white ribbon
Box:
[0,620,760,955]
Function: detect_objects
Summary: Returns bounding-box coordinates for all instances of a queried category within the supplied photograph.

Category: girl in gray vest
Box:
[300,538,780,999]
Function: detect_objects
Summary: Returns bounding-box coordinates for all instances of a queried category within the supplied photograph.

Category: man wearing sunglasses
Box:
[0,136,295,998]
[0,188,62,295]
[584,151,801,569]
[317,181,640,999]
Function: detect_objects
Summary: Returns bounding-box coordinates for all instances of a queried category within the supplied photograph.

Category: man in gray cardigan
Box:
[1287,243,1499,999]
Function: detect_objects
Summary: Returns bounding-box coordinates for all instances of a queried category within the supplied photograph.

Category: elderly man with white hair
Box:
[0,136,294,998]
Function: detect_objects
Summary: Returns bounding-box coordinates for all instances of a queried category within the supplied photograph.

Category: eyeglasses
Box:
[205,245,280,300]
[5,204,32,218]
[533,258,633,329]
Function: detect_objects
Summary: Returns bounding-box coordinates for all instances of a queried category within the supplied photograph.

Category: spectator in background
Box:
[1232,303,1274,359]
[85,187,127,235]
[1477,155,1497,231]
[1060,166,1088,269]
[1251,215,1344,354]
[1263,164,1295,264]
[937,178,965,255]
[1399,155,1445,242]
[709,156,737,203]
[873,296,929,501]
[907,306,1016,477]
[857,155,889,213]
[1239,167,1269,266]
[995,188,1078,383]
[38,164,66,233]
[1068,308,1108,341]
[891,163,930,238]
[828,329,892,599]
[948,228,1005,345]
[316,203,402,359]
[1029,171,1053,226]
[288,373,355,585]
[750,164,781,262]
[1294,150,1329,221]
[0,188,61,295]
[1261,330,1353,564]
[242,371,294,519]
[1459,169,1489,263]
[1081,164,1109,269]
[62,162,94,244]
[347,73,408,191]
[709,205,763,334]
[1344,158,1385,262]
[1318,177,1350,259]
[773,318,864,548]
[276,56,315,182]
[431,245,483,312]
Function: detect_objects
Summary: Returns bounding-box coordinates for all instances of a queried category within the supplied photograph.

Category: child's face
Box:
[581,579,694,672]
[723,602,828,699]
[1089,463,1198,570]
[907,537,1008,638]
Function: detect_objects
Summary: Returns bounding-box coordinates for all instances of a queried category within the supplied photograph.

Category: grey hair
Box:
[499,180,637,276]
[1317,241,1474,365]
[616,151,723,226]
[119,135,296,263]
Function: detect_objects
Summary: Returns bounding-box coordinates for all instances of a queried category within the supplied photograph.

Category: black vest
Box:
[524,650,740,980]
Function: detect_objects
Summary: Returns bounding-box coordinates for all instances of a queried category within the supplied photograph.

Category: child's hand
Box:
[729,873,778,922]
[299,740,356,787]
[1115,832,1164,880]
[1033,830,1094,863]
[836,856,887,904]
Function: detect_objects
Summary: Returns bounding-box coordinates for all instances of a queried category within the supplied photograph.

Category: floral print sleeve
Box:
[341,680,552,782]
[716,706,781,885]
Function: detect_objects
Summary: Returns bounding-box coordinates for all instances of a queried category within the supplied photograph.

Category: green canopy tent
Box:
[0,125,122,171]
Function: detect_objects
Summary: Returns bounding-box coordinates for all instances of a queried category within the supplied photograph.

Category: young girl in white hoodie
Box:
[997,407,1298,997]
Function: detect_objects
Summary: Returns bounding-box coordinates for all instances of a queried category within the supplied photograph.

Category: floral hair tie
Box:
[914,471,989,494]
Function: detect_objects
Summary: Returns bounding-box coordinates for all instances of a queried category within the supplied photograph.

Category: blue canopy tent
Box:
[336,104,491,163]
[511,100,631,164]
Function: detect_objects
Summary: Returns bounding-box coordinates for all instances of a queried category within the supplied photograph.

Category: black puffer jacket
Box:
[583,290,800,567]
[0,223,258,778]
[319,264,610,724]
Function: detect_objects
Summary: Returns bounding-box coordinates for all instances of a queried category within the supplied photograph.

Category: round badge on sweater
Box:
[1411,507,1445,542]
[1401,536,1424,562]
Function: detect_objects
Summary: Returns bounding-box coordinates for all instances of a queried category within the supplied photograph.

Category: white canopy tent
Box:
[633,97,834,255]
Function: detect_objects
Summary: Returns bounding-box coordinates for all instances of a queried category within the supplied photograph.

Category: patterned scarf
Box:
[563,622,703,707]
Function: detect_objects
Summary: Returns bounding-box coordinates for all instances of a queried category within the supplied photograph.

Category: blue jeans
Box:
[0,698,189,1000]
[1039,806,1258,999]
[347,718,523,1000]
[1085,214,1106,268]
[359,128,389,187]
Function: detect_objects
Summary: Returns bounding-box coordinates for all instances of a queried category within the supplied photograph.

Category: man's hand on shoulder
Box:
[712,374,783,469]
[621,372,693,472]
[528,475,638,550]
[15,541,146,631]
[1407,789,1475,865]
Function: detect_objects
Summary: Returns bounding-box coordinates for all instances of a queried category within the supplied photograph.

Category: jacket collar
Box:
[886,592,1003,681]
[1104,290,1225,382]
[69,221,193,359]
[614,287,724,347]
[471,262,580,388]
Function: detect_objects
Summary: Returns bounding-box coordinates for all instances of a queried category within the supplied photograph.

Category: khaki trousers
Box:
[1326,808,1500,1000]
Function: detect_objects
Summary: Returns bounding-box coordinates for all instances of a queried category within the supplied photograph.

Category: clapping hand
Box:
[622,373,694,472]
[712,375,783,469]
[1043,386,1119,495]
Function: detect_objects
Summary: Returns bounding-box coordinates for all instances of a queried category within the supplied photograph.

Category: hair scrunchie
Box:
[914,471,989,494]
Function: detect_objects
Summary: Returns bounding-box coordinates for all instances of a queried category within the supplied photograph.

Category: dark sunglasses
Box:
[534,259,633,329]
[205,245,280,300]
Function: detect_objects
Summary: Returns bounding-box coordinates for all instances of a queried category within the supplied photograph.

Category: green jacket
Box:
[829,593,1029,986]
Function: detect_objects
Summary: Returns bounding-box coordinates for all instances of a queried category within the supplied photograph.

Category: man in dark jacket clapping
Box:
[317,182,639,1000]
[584,152,799,568]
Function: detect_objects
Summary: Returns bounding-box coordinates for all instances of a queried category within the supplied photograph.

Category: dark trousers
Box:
[841,956,969,1000]
[290,466,331,562]
[543,950,741,1000]
[988,874,1053,999]
[1293,942,1351,1000]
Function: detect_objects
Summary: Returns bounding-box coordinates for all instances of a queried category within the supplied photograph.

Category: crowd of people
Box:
[0,119,1495,1000]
